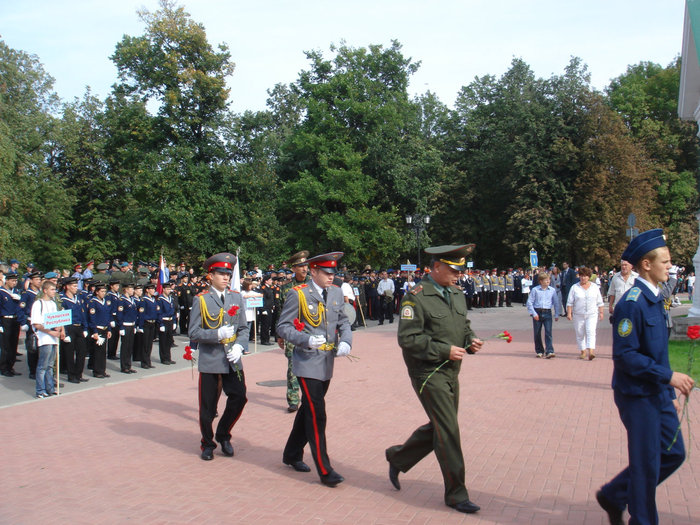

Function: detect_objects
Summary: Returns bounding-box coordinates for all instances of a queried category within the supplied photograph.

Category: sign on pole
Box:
[529,249,538,269]
[43,309,72,329]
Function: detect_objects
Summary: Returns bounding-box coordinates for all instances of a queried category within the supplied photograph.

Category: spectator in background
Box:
[526,272,560,358]
[687,271,695,302]
[521,272,532,306]
[566,267,604,360]
[561,262,577,308]
[550,266,563,311]
[607,260,638,321]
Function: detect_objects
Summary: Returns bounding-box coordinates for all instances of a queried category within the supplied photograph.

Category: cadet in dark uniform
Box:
[86,282,112,378]
[157,282,177,365]
[177,274,194,334]
[140,283,159,369]
[258,274,275,345]
[106,279,121,360]
[0,273,27,377]
[20,271,42,378]
[61,277,89,383]
[276,252,353,487]
[116,282,139,374]
[189,252,249,461]
[596,229,695,525]
[385,245,484,514]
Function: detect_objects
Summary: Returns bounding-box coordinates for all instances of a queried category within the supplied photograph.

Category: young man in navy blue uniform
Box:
[116,282,139,374]
[597,229,695,525]
[86,282,112,378]
[157,282,177,365]
[61,276,89,383]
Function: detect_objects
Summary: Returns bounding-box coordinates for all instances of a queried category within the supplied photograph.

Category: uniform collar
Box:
[635,277,660,299]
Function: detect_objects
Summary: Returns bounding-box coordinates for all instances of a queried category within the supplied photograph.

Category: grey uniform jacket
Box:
[188,286,249,374]
[276,283,352,381]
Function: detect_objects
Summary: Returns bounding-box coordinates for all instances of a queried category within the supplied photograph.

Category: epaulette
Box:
[410,285,423,295]
[293,284,308,291]
[626,287,641,302]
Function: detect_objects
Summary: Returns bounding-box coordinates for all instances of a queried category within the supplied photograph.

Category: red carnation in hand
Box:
[183,345,193,360]
[227,305,240,317]
[687,325,700,340]
[293,318,305,332]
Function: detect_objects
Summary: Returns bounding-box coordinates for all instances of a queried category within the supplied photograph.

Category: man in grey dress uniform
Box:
[276,252,353,487]
[188,252,249,461]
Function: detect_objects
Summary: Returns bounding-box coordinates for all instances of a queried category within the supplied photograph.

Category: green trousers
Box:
[386,371,469,505]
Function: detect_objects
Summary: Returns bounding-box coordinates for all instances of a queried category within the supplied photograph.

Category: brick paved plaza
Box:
[1,304,698,524]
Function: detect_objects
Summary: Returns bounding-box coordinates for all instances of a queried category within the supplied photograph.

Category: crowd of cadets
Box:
[2,257,691,383]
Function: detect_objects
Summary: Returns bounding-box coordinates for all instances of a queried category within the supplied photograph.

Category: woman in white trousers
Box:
[566,267,604,360]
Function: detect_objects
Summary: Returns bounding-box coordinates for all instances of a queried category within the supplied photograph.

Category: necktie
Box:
[221,293,225,305]
[322,289,327,304]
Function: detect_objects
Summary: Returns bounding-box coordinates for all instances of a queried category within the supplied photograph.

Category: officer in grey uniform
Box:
[276,252,353,487]
[189,252,249,461]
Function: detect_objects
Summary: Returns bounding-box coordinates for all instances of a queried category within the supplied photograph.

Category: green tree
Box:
[0,40,74,268]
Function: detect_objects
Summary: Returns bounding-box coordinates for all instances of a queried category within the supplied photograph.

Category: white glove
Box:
[0,326,3,333]
[308,335,326,350]
[136,328,143,333]
[119,329,125,336]
[218,325,235,340]
[110,321,116,328]
[96,336,106,346]
[20,324,28,332]
[226,343,243,363]
[63,336,72,343]
[83,331,88,338]
[336,341,351,357]
[11,293,21,300]
[173,323,177,330]
[261,310,268,315]
[159,325,165,332]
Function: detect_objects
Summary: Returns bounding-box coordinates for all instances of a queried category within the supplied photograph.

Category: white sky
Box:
[0,0,687,113]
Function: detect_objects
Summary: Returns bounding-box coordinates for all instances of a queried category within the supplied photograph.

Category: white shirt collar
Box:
[311,280,325,296]
[637,276,659,296]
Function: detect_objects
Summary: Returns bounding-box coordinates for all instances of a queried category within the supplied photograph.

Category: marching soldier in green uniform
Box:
[91,263,110,284]
[386,244,484,514]
[277,251,310,412]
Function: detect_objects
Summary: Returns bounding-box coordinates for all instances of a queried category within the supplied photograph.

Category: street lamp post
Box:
[405,214,430,269]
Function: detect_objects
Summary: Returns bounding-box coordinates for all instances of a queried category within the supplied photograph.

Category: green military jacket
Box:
[398,275,476,378]
[280,274,311,306]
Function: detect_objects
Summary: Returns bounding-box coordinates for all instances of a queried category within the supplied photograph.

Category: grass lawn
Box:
[668,340,700,382]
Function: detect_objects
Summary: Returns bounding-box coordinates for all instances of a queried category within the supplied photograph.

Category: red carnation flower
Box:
[687,325,700,340]
[227,305,240,317]
[293,318,305,332]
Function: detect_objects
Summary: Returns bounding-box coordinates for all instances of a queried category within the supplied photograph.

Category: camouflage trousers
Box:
[284,341,300,407]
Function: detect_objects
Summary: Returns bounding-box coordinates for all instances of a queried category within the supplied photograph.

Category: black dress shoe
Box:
[10,370,21,376]
[1,371,12,377]
[169,360,176,364]
[68,378,80,384]
[79,378,89,382]
[201,447,215,461]
[103,373,110,378]
[287,404,299,413]
[388,462,401,490]
[29,373,36,379]
[284,459,311,472]
[128,369,137,374]
[218,440,234,457]
[449,500,480,514]
[320,470,344,487]
[596,490,624,525]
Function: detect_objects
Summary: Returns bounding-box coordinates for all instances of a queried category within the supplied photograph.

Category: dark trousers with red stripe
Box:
[283,377,332,477]
[199,367,247,449]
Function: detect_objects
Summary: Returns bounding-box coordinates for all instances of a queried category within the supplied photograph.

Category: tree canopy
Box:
[1,1,697,271]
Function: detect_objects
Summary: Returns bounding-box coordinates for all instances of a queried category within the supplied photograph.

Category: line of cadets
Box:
[0,269,210,382]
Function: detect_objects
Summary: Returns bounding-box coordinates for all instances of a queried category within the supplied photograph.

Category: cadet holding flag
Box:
[596,229,695,525]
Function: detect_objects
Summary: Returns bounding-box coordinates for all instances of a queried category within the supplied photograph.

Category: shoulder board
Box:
[410,285,423,295]
[626,287,642,302]
[330,284,340,288]
[195,291,206,297]
[292,284,308,291]
[228,289,240,295]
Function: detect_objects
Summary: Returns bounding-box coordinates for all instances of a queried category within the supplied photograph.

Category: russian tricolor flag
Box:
[157,253,167,294]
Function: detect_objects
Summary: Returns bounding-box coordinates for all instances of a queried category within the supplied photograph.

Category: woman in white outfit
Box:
[566,266,604,360]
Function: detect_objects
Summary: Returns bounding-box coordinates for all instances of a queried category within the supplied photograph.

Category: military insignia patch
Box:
[118,306,124,311]
[106,300,111,306]
[89,308,96,315]
[401,305,414,320]
[617,318,633,337]
[139,307,144,313]
[626,288,641,302]
[19,302,25,308]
